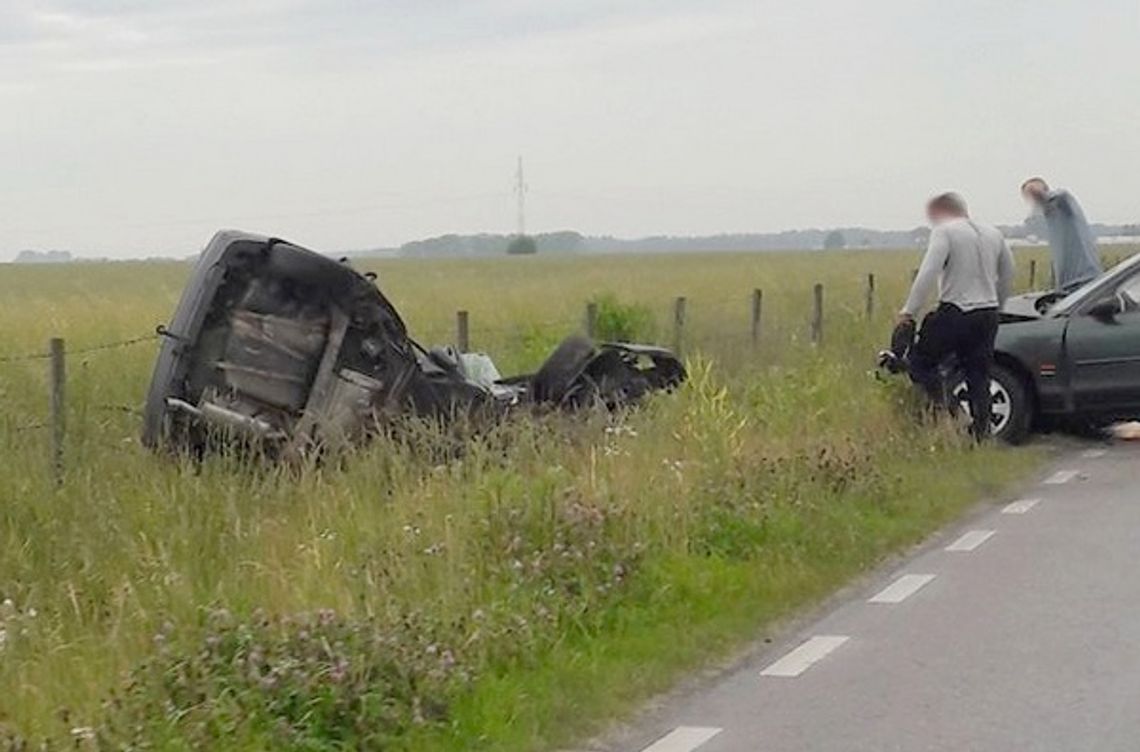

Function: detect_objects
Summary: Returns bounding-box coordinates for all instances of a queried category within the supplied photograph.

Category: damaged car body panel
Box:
[142,231,685,456]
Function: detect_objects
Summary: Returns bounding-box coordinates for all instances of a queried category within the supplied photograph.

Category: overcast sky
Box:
[2,0,1138,259]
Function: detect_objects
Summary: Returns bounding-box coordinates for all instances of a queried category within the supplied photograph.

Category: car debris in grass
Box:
[141,231,685,458]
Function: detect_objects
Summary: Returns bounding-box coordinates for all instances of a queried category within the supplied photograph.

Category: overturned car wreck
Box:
[142,231,685,456]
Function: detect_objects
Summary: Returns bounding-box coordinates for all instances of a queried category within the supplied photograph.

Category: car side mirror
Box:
[1087,297,1122,322]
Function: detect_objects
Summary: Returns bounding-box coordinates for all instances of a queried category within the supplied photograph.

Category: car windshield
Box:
[1050,253,1140,315]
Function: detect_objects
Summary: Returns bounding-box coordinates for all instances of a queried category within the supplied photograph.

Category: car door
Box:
[1065,268,1140,413]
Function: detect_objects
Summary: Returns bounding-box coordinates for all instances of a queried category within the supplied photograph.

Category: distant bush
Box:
[506,235,537,255]
[823,229,846,250]
[591,293,656,342]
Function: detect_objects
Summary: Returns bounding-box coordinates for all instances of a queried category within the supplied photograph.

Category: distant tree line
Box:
[13,250,73,264]
[13,222,1140,264]
[389,222,1140,259]
[399,231,586,258]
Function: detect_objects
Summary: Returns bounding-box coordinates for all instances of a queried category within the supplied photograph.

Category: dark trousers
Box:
[908,303,999,439]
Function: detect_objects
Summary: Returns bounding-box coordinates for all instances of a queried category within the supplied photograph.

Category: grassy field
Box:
[0,245,1100,749]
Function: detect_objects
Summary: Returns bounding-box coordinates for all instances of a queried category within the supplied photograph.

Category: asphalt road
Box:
[604,442,1140,752]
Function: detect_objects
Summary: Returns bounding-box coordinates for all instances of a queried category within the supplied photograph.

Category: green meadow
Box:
[0,247,1073,750]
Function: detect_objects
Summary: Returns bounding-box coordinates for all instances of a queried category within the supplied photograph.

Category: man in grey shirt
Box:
[899,192,1015,439]
[1021,177,1102,292]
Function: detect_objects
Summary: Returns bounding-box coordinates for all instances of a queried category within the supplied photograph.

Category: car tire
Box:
[951,364,1032,445]
[990,365,1032,444]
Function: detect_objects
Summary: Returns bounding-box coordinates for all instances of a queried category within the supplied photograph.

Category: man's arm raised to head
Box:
[901,226,949,317]
[1047,189,1074,216]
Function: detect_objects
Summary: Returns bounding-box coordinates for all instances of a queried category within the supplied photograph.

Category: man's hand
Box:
[896,312,915,328]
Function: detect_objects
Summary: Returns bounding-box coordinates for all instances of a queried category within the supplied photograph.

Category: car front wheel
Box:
[951,364,1032,444]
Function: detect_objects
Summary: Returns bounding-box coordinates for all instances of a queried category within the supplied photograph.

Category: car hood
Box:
[1000,292,1050,322]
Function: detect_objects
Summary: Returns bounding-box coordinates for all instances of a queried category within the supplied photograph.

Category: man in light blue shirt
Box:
[1021,178,1102,292]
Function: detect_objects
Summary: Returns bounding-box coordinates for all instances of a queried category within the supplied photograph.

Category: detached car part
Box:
[142,231,685,457]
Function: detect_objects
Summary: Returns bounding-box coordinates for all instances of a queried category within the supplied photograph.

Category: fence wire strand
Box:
[70,333,160,357]
[0,332,159,364]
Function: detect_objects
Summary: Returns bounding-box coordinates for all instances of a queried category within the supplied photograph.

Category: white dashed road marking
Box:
[1044,469,1079,485]
[761,635,849,677]
[1081,449,1108,459]
[869,574,936,604]
[946,530,995,552]
[1002,498,1041,515]
[640,726,722,752]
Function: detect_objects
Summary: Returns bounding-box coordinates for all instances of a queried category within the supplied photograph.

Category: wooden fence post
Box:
[49,337,65,486]
[672,297,687,356]
[865,273,875,319]
[811,284,824,345]
[585,302,598,339]
[750,289,763,346]
[1029,259,1037,289]
[455,310,469,353]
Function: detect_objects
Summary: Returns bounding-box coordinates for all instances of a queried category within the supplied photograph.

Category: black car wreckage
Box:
[141,231,685,457]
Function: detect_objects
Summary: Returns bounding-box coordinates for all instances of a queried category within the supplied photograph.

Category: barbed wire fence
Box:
[0,331,163,485]
[0,333,162,363]
[0,268,918,487]
[1,250,1132,486]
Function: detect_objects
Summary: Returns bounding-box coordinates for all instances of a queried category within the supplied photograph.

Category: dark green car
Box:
[966,253,1140,443]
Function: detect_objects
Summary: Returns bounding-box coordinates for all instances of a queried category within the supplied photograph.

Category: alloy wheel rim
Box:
[952,379,1012,435]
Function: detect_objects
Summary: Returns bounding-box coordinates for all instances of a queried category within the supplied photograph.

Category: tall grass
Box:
[0,246,1100,749]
